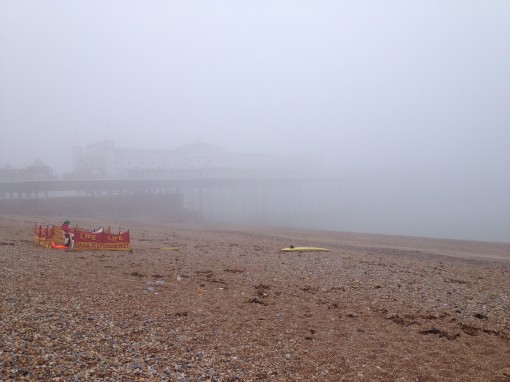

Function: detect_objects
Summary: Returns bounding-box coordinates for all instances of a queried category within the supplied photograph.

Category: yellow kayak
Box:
[281,246,330,252]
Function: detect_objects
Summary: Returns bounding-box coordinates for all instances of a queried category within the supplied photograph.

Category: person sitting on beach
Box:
[61,219,74,248]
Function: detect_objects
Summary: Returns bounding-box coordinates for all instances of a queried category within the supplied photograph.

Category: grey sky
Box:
[1,1,509,241]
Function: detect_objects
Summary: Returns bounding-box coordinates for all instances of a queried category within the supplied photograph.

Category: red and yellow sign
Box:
[73,228,130,251]
[34,223,63,248]
[34,223,130,251]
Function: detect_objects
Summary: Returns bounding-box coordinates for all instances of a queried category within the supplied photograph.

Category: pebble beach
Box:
[1,215,510,381]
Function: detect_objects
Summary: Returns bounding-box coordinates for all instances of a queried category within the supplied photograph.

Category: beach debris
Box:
[224,268,245,273]
[247,297,268,306]
[254,284,270,298]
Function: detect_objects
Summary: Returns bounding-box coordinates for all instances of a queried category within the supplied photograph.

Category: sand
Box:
[1,215,510,381]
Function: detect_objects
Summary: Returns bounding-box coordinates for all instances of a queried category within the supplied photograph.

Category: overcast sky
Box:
[1,1,509,241]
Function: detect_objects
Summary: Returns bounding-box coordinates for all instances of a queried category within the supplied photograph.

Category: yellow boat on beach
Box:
[281,246,330,252]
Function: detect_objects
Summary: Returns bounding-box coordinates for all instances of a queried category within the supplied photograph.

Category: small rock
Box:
[498,367,510,376]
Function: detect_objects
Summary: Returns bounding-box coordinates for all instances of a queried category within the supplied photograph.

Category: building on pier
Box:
[0,159,54,181]
[72,140,310,180]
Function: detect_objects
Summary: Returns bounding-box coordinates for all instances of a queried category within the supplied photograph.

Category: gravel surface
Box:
[1,215,510,381]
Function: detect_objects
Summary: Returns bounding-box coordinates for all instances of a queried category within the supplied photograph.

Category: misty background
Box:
[0,1,509,242]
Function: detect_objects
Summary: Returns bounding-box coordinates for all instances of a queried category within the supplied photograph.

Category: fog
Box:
[1,1,509,242]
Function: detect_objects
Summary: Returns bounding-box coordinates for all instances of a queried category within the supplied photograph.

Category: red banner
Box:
[34,223,62,248]
[34,223,131,251]
[72,228,130,251]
